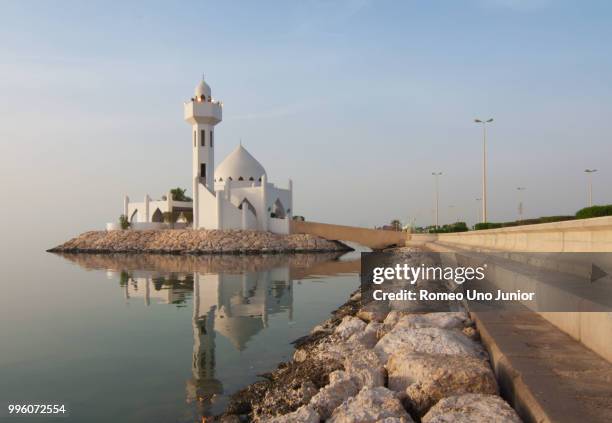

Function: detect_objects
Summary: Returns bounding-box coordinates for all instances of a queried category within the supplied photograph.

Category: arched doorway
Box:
[151,208,163,223]
[272,199,286,218]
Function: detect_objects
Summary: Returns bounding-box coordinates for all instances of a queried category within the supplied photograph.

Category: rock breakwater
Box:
[48,229,350,255]
[218,248,523,423]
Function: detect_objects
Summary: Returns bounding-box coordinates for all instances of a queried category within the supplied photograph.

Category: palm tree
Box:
[170,187,192,202]
[390,219,402,231]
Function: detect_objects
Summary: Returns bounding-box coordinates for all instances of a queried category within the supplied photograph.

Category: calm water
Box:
[0,250,360,422]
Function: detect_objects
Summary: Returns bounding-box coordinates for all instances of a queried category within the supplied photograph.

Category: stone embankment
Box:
[48,229,350,255]
[218,248,523,423]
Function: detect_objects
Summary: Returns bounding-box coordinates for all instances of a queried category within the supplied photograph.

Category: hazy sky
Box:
[1,0,611,251]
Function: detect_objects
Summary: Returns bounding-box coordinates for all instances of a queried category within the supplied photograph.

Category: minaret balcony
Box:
[184,100,222,125]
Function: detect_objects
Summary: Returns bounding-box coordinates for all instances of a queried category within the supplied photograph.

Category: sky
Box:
[1,0,612,251]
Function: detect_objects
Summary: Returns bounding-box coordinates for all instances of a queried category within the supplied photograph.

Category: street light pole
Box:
[584,169,597,207]
[432,172,443,228]
[474,118,494,222]
[517,187,526,222]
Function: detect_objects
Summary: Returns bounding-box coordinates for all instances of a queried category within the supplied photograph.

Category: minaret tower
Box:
[184,75,222,228]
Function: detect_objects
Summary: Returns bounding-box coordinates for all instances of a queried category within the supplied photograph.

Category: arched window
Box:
[239,198,257,216]
[218,177,223,182]
[249,177,254,181]
[238,177,244,181]
[200,94,205,101]
[228,177,233,181]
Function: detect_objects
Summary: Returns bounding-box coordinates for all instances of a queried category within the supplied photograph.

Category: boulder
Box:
[309,371,361,419]
[262,405,320,423]
[335,316,367,339]
[328,386,414,423]
[386,351,498,416]
[393,312,470,331]
[357,302,390,323]
[375,327,487,363]
[343,348,386,388]
[422,394,522,423]
[348,322,383,348]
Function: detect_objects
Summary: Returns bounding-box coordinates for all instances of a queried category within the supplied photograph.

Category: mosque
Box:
[117,76,293,234]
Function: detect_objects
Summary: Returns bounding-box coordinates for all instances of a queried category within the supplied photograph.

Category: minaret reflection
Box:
[187,267,293,411]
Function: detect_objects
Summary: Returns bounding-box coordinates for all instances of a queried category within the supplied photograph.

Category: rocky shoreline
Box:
[47,229,351,255]
[216,248,523,423]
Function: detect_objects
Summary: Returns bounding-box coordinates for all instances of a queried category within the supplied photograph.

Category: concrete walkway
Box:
[473,311,612,423]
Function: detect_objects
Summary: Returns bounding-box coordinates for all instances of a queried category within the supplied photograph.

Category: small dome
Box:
[215,145,266,182]
[195,77,211,98]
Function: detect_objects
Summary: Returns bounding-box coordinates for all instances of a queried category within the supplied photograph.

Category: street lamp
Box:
[432,172,443,228]
[474,118,494,222]
[516,187,526,222]
[584,169,597,207]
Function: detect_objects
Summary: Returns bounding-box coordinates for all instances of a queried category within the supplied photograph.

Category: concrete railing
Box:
[410,215,612,252]
[290,220,407,249]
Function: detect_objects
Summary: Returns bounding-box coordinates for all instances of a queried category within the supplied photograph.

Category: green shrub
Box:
[538,215,575,223]
[474,215,575,231]
[119,214,130,230]
[474,222,503,230]
[576,205,612,219]
[429,222,469,233]
[161,210,194,224]
[163,211,177,224]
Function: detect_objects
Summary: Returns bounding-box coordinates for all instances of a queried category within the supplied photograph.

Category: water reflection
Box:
[56,252,359,418]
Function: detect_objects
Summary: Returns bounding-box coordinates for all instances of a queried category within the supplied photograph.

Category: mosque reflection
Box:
[57,252,360,415]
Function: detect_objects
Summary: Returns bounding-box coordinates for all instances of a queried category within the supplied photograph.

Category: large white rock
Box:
[348,321,383,348]
[328,386,414,423]
[374,327,487,363]
[309,371,360,420]
[393,312,470,331]
[386,351,498,416]
[335,316,367,339]
[357,302,390,323]
[262,404,320,423]
[422,394,522,423]
[344,348,386,388]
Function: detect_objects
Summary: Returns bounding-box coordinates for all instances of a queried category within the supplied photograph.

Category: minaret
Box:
[184,75,223,228]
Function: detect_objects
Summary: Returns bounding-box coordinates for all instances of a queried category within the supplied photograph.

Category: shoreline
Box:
[217,247,523,423]
[47,229,352,255]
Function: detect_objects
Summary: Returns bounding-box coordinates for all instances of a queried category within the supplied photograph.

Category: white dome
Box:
[195,78,211,98]
[215,145,267,182]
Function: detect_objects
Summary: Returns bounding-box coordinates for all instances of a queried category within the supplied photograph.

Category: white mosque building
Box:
[116,76,293,234]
